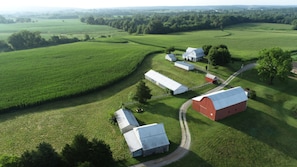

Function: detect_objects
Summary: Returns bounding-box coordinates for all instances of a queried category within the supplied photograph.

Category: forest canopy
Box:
[80,7,297,34]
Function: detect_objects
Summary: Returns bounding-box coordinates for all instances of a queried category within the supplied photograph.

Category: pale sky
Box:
[1,0,297,11]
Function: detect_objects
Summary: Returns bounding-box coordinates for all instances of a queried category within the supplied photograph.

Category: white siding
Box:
[174,61,195,71]
[145,70,188,95]
[165,54,177,62]
[115,108,139,134]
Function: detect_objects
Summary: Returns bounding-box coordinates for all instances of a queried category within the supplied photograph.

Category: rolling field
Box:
[0,41,161,111]
[1,22,297,167]
[125,23,297,60]
[0,19,127,40]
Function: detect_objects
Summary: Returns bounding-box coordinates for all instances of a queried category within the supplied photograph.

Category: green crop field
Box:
[1,22,297,167]
[0,41,161,111]
[0,19,128,40]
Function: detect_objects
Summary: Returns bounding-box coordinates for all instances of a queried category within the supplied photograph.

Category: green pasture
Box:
[1,22,297,167]
[169,69,297,167]
[0,41,161,111]
[125,23,297,60]
[0,19,127,40]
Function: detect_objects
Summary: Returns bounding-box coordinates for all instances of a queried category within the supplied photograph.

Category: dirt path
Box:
[131,63,256,167]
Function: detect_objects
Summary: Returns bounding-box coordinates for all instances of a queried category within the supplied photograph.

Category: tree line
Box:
[0,30,85,52]
[0,15,32,24]
[0,134,115,167]
[81,8,297,34]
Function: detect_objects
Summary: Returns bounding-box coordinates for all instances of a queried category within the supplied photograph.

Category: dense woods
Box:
[81,8,297,34]
[0,134,115,167]
[0,30,80,51]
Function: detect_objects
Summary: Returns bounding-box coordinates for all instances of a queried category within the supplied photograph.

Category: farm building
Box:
[145,69,188,95]
[165,54,177,62]
[192,86,248,121]
[182,47,205,62]
[123,123,170,157]
[205,73,218,83]
[114,108,139,134]
[174,61,195,71]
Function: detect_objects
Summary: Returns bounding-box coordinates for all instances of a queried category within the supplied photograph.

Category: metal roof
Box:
[124,130,142,152]
[184,47,205,57]
[205,73,217,80]
[135,123,170,151]
[175,61,195,67]
[123,123,170,152]
[145,70,188,94]
[192,86,248,110]
[115,108,139,131]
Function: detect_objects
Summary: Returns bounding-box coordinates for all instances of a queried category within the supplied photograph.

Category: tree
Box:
[0,154,19,167]
[18,142,64,167]
[165,46,175,54]
[0,40,12,52]
[292,19,297,30]
[8,30,47,50]
[208,44,231,66]
[61,134,114,167]
[257,47,292,84]
[202,45,212,56]
[133,80,152,104]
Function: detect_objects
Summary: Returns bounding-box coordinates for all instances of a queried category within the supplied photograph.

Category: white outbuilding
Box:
[114,108,139,134]
[174,61,195,71]
[165,54,177,62]
[144,69,188,95]
[182,47,205,62]
[123,123,170,157]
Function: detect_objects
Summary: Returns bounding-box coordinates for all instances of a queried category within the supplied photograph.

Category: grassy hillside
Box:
[170,69,297,167]
[125,23,297,60]
[0,41,161,111]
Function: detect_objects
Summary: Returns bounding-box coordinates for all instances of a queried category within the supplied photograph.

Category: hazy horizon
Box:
[1,0,297,12]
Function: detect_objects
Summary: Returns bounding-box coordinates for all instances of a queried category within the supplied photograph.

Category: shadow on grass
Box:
[236,68,297,97]
[117,143,212,167]
[220,106,297,161]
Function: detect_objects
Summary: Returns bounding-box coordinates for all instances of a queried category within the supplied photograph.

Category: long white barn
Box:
[144,69,188,95]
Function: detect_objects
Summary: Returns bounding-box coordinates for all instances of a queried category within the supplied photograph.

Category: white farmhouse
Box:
[182,47,205,62]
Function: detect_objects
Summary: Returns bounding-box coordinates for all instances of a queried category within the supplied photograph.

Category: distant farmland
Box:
[0,19,128,40]
[124,23,297,60]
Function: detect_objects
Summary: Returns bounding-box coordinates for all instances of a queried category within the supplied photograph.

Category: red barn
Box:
[205,73,218,83]
[192,86,248,121]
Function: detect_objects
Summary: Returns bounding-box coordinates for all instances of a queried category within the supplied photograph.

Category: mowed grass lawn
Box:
[0,41,161,111]
[170,69,297,167]
[125,23,297,60]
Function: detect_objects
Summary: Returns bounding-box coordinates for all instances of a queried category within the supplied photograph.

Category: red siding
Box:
[192,98,247,121]
[192,97,216,120]
[205,77,214,83]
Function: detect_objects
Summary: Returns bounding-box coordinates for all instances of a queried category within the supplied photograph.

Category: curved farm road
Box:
[131,63,256,167]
